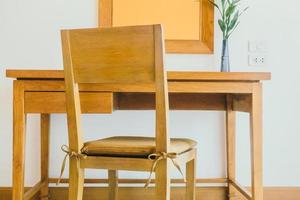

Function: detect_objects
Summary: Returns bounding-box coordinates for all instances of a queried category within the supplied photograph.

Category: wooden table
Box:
[6,70,271,200]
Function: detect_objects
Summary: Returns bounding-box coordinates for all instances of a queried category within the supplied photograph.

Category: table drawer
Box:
[25,92,113,113]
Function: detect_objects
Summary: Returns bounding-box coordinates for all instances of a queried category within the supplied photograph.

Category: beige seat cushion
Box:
[82,136,197,157]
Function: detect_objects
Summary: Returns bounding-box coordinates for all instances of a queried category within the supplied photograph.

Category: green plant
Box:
[208,0,249,39]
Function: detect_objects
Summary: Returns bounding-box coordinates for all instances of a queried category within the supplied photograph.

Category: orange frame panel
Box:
[98,0,214,54]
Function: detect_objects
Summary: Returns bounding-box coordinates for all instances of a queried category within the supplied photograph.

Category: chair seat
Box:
[81,136,197,157]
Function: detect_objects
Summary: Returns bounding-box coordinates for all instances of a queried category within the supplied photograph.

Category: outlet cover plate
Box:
[248,55,267,66]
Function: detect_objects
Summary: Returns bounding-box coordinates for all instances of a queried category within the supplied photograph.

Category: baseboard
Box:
[1,186,299,200]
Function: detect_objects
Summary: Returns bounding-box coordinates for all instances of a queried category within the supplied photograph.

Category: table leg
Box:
[226,95,236,199]
[186,150,196,200]
[12,81,26,200]
[108,170,118,200]
[40,114,50,199]
[250,83,263,200]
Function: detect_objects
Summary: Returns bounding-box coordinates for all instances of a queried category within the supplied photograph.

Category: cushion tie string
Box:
[144,152,186,188]
[56,145,87,185]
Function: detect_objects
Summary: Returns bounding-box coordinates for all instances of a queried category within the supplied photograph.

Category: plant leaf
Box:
[218,19,226,32]
[226,4,236,17]
[208,0,218,8]
[221,0,225,7]
[232,0,241,5]
[228,11,239,31]
[239,6,249,17]
[227,21,240,38]
[208,0,221,12]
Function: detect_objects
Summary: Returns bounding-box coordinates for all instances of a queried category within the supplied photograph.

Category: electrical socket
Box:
[248,55,267,66]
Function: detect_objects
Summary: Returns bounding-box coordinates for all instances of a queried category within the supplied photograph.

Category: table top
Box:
[6,69,271,82]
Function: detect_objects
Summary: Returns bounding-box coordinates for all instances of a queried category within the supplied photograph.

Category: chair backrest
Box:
[61,25,170,153]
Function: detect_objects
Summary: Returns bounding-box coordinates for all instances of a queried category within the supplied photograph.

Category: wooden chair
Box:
[61,24,197,200]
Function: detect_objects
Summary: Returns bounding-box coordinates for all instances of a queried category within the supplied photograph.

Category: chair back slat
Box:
[66,25,155,84]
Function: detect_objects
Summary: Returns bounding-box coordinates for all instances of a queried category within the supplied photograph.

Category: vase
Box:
[221,39,230,72]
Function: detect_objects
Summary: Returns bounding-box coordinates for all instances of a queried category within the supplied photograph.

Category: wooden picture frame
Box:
[98,0,214,54]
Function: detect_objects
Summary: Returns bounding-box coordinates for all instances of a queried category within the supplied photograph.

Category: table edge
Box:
[6,69,271,81]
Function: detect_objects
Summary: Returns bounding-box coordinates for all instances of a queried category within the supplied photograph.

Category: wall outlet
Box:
[248,55,267,66]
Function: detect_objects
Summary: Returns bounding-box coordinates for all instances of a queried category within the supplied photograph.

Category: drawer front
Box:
[25,92,113,113]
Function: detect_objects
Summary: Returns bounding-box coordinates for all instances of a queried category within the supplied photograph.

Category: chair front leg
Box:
[155,160,171,200]
[68,158,84,200]
[108,170,118,200]
[186,150,197,200]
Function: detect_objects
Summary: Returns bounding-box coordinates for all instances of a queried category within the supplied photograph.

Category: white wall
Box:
[1,0,300,187]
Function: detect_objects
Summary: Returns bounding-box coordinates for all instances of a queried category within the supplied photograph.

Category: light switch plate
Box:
[248,41,268,53]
